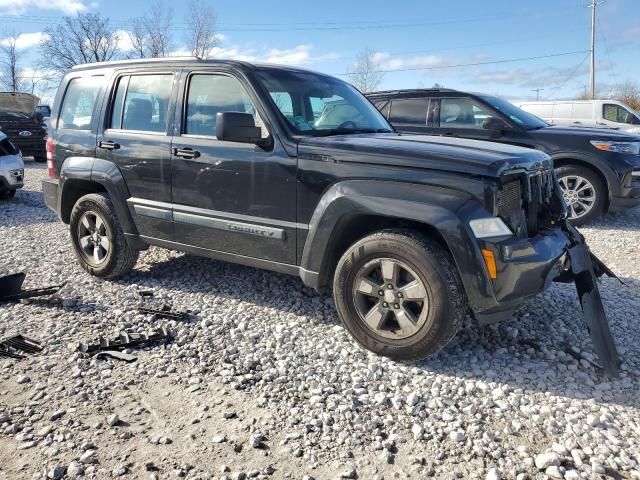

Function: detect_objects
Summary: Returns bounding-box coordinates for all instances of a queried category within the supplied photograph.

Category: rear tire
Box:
[333,229,466,360]
[556,165,605,227]
[69,193,139,278]
[0,189,16,200]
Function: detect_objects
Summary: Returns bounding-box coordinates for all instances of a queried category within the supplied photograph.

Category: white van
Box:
[516,100,640,135]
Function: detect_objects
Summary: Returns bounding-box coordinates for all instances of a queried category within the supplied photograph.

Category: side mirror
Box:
[216,112,263,144]
[482,116,510,133]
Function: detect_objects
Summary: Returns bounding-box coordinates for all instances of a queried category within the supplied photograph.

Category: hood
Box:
[0,92,40,115]
[298,133,551,178]
[532,125,640,142]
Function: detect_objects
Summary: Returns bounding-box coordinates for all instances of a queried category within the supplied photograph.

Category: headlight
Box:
[590,140,640,155]
[469,217,513,239]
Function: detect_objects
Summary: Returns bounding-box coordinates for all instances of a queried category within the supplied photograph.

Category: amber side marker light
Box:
[481,249,497,280]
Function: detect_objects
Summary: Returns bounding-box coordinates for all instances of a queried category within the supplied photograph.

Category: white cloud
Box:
[371,52,449,71]
[114,30,134,52]
[167,41,339,66]
[1,31,49,49]
[0,0,87,15]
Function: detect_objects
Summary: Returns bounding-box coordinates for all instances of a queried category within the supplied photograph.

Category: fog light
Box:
[481,249,497,280]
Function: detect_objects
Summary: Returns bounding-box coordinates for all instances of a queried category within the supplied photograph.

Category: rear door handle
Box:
[442,132,457,137]
[98,140,120,151]
[173,147,201,159]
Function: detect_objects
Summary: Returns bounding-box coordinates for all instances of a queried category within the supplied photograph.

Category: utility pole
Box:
[532,88,544,101]
[589,0,598,99]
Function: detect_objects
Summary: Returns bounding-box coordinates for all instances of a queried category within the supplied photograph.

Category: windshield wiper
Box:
[314,128,392,137]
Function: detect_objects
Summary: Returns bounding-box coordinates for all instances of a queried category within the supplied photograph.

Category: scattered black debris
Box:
[138,290,154,298]
[0,334,43,359]
[94,350,138,363]
[0,273,65,303]
[78,327,172,355]
[138,306,190,321]
[562,341,602,370]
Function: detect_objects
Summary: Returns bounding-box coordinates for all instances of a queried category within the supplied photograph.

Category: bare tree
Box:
[40,13,120,74]
[127,2,173,59]
[611,80,640,111]
[185,0,218,58]
[347,48,385,93]
[0,33,26,92]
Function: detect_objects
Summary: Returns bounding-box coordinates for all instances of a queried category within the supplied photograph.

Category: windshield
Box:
[481,95,549,130]
[255,68,393,136]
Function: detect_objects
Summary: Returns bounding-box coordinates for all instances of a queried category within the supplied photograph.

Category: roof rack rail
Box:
[367,88,458,96]
[71,56,203,70]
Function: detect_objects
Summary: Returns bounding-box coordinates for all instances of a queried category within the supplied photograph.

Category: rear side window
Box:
[389,98,427,127]
[110,74,173,133]
[58,76,103,130]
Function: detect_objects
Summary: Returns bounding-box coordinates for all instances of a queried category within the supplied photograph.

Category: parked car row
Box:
[366,89,640,226]
[38,58,623,365]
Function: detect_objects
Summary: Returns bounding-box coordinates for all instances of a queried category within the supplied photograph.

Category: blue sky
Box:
[1,0,639,102]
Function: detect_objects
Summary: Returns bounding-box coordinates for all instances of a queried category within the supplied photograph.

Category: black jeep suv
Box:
[42,59,605,361]
[367,89,640,225]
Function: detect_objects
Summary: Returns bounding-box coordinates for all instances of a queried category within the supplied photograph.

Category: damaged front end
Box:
[483,163,622,378]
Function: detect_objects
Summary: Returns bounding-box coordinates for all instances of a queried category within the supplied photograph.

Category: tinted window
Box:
[481,96,549,130]
[58,76,103,130]
[110,74,173,132]
[603,104,636,124]
[439,98,491,129]
[390,98,427,127]
[185,74,258,137]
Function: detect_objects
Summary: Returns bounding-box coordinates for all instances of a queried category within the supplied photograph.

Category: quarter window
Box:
[185,74,259,137]
[110,74,173,133]
[58,76,103,130]
[439,98,491,129]
[389,98,427,127]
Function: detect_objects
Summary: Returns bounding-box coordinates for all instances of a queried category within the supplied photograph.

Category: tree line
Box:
[0,0,217,98]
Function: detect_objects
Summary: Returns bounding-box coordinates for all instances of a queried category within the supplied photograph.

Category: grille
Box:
[497,167,559,238]
[497,180,526,237]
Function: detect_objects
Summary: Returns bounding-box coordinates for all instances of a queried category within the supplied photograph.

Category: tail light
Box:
[46,136,57,178]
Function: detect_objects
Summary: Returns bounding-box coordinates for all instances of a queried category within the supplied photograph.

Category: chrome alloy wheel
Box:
[352,258,431,340]
[77,211,111,266]
[558,175,597,220]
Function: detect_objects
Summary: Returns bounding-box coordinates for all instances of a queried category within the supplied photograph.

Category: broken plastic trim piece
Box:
[562,220,621,378]
[0,335,43,360]
[138,307,190,321]
[0,273,65,302]
[77,328,173,356]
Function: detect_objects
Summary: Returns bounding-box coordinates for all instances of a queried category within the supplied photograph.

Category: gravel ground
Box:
[0,162,639,480]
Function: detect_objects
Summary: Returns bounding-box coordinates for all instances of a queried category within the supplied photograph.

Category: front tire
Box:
[333,230,466,360]
[556,165,605,226]
[69,193,139,278]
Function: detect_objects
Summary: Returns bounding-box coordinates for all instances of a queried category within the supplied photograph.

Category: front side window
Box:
[185,74,258,137]
[389,99,427,127]
[603,104,637,124]
[439,98,491,129]
[110,74,173,133]
[255,68,391,136]
[58,76,103,130]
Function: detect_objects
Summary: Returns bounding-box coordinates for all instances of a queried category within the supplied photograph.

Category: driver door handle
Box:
[173,147,201,159]
[98,140,120,151]
[442,132,457,137]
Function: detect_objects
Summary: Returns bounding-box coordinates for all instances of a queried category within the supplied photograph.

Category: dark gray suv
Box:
[41,59,619,372]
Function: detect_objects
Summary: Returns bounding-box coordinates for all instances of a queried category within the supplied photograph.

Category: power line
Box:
[596,13,618,88]
[333,50,590,75]
[542,52,591,100]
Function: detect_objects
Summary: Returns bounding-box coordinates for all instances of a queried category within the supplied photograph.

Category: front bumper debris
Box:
[559,220,621,378]
[0,272,65,302]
